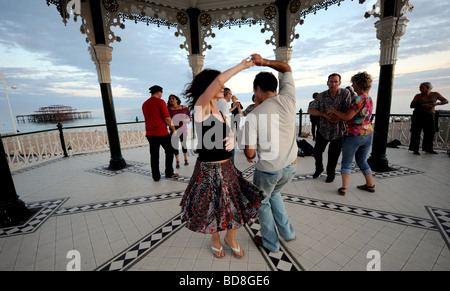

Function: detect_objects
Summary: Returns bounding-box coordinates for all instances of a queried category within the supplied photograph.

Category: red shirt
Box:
[142,97,170,136]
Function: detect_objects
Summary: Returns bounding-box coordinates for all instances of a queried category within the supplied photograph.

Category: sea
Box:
[0,107,146,135]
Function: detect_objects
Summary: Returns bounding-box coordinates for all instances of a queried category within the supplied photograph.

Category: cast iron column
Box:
[88,0,126,170]
[186,8,204,78]
[367,0,410,172]
[0,138,32,228]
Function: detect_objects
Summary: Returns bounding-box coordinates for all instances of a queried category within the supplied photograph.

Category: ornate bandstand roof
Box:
[47,0,354,52]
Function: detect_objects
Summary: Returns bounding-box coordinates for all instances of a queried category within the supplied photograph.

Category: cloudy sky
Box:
[1,0,449,133]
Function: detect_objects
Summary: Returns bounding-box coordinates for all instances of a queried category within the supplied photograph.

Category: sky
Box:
[1,0,450,132]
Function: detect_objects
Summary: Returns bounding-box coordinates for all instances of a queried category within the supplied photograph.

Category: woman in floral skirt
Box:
[180,57,264,259]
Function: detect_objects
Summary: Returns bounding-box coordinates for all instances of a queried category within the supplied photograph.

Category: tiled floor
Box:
[1,139,449,271]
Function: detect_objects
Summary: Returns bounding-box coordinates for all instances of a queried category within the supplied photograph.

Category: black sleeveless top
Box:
[196,112,232,162]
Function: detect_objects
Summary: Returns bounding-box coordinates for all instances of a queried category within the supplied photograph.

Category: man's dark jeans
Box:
[146,135,175,180]
[313,132,342,178]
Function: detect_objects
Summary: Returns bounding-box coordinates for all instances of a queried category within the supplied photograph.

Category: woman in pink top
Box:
[168,94,191,168]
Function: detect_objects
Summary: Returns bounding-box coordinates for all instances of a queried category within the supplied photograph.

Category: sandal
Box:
[176,161,180,169]
[211,245,225,259]
[224,239,244,259]
[338,187,347,195]
[357,184,375,193]
[167,173,179,178]
[184,160,189,166]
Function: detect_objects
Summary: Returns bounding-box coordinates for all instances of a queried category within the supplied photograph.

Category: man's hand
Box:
[251,54,265,66]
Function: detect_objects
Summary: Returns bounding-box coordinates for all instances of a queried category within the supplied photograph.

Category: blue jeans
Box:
[253,164,296,252]
[341,134,373,175]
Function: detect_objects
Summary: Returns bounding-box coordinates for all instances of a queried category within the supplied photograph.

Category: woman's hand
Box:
[223,136,235,152]
[240,57,255,69]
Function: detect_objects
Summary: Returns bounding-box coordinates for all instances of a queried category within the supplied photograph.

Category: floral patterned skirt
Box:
[180,159,265,234]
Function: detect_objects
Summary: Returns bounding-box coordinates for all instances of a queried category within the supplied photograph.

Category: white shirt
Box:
[244,72,298,172]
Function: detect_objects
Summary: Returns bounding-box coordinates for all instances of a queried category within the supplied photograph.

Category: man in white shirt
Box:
[217,88,232,116]
[244,54,297,253]
[217,88,235,160]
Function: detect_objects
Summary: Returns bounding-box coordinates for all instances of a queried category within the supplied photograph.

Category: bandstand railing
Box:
[2,111,449,172]
[1,121,147,172]
[297,110,450,151]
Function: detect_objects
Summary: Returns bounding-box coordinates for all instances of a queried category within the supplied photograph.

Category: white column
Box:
[188,54,205,77]
[88,44,113,84]
[375,16,409,66]
[274,46,293,64]
[274,46,293,78]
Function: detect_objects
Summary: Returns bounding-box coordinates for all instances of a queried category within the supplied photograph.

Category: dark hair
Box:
[312,92,319,99]
[224,88,231,97]
[183,69,221,111]
[149,85,163,94]
[253,72,278,93]
[328,73,341,82]
[168,94,181,106]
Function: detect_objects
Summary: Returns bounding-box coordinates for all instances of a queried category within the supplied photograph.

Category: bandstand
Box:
[1,0,414,227]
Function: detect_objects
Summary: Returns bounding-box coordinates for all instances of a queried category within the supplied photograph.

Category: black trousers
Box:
[172,134,188,156]
[409,112,435,152]
[146,135,175,180]
[313,132,342,177]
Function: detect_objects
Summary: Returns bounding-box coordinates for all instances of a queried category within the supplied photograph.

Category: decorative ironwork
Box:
[102,0,119,13]
[199,13,212,26]
[300,0,346,18]
[364,0,414,19]
[264,6,277,19]
[213,18,263,29]
[176,11,188,25]
[290,0,302,14]
[119,12,178,28]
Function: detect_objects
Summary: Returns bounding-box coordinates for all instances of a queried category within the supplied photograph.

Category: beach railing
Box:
[2,112,449,172]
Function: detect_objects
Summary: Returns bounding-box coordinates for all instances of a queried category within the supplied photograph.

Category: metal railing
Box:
[2,111,449,172]
[297,110,450,151]
[2,121,147,172]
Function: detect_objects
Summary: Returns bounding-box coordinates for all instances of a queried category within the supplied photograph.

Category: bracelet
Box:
[266,59,270,66]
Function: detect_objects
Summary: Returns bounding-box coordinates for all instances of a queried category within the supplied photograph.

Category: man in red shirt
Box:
[142,85,179,181]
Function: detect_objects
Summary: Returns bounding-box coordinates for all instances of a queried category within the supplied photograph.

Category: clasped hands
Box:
[326,106,340,123]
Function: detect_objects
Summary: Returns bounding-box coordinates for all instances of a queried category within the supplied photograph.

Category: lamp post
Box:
[1,72,18,134]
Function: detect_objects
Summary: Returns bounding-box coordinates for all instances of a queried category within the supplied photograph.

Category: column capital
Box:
[88,45,113,83]
[188,54,205,77]
[274,46,293,64]
[375,16,409,66]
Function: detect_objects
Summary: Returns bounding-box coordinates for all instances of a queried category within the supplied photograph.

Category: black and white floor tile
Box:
[86,160,148,177]
[54,191,185,216]
[290,163,423,182]
[245,219,304,271]
[0,198,68,238]
[283,194,437,230]
[426,206,450,250]
[96,213,185,271]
